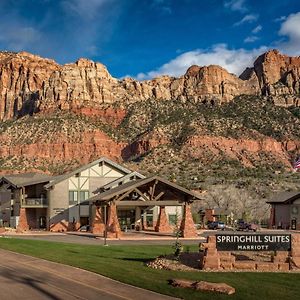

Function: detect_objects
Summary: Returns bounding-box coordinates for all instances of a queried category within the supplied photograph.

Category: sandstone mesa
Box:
[0,49,299,122]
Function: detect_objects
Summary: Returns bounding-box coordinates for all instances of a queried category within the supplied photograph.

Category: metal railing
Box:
[22,197,48,207]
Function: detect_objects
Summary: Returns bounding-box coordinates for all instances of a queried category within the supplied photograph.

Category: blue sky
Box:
[0,0,300,78]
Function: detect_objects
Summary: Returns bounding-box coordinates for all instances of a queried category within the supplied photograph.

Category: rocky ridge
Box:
[0,50,300,208]
[0,49,300,121]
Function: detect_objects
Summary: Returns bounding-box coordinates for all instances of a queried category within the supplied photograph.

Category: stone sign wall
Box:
[200,234,300,271]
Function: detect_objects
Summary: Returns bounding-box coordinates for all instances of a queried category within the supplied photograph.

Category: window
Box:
[69,191,78,205]
[79,191,89,202]
[168,214,177,225]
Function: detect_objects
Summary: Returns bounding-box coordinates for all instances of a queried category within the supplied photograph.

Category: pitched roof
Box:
[1,173,53,188]
[93,171,145,194]
[89,175,203,203]
[266,191,300,204]
[44,157,133,189]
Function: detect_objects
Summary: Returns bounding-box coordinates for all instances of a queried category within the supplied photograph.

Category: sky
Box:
[0,0,300,79]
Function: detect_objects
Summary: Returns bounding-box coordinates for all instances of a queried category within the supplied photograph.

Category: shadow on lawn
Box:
[120,257,152,263]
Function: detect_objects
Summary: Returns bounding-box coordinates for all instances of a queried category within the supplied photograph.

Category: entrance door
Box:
[118,209,135,230]
[80,217,89,226]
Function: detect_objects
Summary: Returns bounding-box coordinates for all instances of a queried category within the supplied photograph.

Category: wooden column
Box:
[92,206,105,234]
[180,203,197,238]
[155,206,172,233]
[106,202,122,238]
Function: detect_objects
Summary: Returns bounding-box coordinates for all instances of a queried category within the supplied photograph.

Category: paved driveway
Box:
[0,249,176,300]
[3,232,204,245]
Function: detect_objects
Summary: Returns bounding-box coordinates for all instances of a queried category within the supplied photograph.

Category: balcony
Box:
[22,197,48,208]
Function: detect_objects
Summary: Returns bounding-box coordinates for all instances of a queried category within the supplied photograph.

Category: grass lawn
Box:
[0,238,300,300]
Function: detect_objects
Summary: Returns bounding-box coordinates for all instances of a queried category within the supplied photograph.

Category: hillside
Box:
[0,49,300,221]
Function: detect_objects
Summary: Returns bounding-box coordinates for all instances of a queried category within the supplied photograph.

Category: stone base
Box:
[50,221,69,232]
[180,204,197,238]
[256,262,278,271]
[233,261,256,270]
[278,263,290,271]
[155,206,172,233]
[67,222,80,231]
[203,256,220,270]
[92,224,105,234]
[17,208,29,231]
[220,262,233,270]
[92,206,105,234]
[106,231,122,239]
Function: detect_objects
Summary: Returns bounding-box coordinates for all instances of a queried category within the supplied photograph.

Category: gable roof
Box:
[88,175,203,203]
[93,171,145,194]
[44,157,133,189]
[1,173,53,188]
[266,191,300,204]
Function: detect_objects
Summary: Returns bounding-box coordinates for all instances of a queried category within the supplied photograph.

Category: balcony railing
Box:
[22,197,48,207]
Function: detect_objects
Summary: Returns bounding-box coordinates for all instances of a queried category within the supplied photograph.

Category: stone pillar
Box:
[200,236,221,270]
[205,209,214,223]
[155,206,172,233]
[92,206,105,234]
[17,208,29,232]
[180,203,197,238]
[106,202,122,238]
[290,234,300,269]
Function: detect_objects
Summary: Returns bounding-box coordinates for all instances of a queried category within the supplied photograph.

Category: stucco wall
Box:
[48,180,69,229]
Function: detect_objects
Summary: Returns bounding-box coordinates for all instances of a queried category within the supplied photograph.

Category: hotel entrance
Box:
[117,209,135,231]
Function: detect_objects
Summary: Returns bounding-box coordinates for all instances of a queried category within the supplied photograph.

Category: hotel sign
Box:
[216,234,291,251]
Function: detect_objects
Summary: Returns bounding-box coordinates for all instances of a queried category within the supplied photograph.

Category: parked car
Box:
[207,221,225,230]
[237,220,258,232]
[79,225,90,232]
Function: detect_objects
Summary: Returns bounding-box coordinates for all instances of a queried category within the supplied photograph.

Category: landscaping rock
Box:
[168,279,235,295]
[194,281,235,295]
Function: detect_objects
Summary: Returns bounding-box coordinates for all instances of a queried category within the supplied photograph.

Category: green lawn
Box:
[0,238,299,300]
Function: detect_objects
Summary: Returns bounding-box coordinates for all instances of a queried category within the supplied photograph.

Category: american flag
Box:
[293,157,300,170]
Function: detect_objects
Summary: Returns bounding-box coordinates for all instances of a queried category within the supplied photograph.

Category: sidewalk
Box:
[66,230,203,240]
[0,248,178,300]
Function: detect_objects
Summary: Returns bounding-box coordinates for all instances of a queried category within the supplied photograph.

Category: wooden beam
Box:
[153,191,165,202]
[115,200,182,206]
[133,188,149,201]
[114,189,135,202]
[151,180,158,201]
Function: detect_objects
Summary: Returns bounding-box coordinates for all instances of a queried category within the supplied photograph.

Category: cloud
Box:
[244,36,259,43]
[134,44,267,79]
[0,15,41,51]
[234,14,259,26]
[278,12,300,55]
[224,0,247,13]
[61,0,112,20]
[0,0,123,64]
[275,16,286,22]
[151,0,172,14]
[252,25,262,33]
